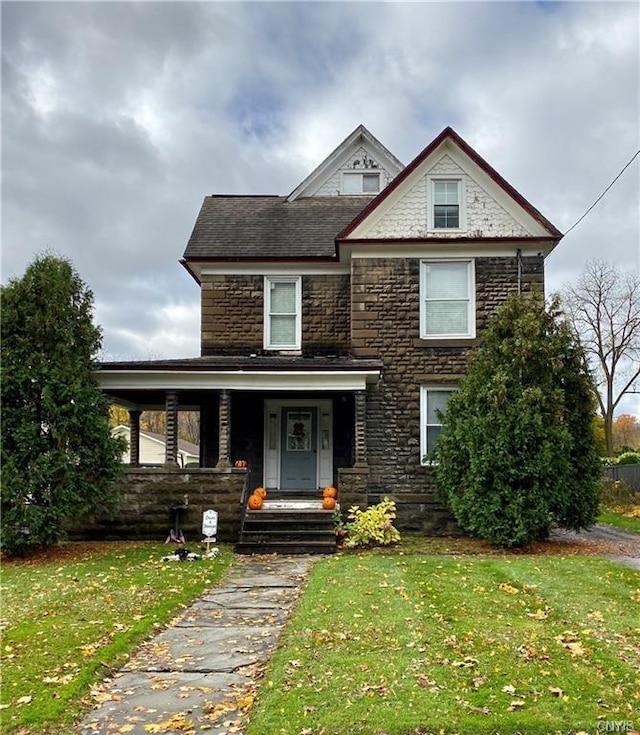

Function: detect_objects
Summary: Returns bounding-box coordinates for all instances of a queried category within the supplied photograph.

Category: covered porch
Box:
[92,356,381,541]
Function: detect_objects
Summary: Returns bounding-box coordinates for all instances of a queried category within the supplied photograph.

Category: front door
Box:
[280,407,317,490]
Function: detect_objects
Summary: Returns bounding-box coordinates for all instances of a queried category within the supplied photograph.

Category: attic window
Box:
[429,178,466,230]
[342,172,380,195]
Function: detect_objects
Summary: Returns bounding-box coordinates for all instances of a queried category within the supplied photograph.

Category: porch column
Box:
[200,396,218,467]
[216,389,232,468]
[128,409,141,467]
[354,389,368,467]
[164,390,179,466]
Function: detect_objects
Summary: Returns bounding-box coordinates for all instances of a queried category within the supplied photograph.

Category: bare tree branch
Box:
[559,259,640,455]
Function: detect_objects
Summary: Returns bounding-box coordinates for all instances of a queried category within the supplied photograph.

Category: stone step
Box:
[243,525,335,537]
[237,500,338,555]
[244,515,335,530]
[235,539,336,555]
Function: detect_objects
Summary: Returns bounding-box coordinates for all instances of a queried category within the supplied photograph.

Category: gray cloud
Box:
[2,1,638,411]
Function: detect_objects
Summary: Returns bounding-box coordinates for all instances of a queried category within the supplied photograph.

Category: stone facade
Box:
[349,255,544,530]
[201,273,350,356]
[195,255,544,536]
[70,468,247,542]
[201,274,263,355]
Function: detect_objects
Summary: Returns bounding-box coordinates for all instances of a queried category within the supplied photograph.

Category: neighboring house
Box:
[111,425,199,467]
[97,125,561,534]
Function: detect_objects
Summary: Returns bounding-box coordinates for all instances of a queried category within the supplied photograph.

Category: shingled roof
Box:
[183,195,373,261]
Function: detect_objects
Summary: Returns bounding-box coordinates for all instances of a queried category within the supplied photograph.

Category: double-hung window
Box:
[342,171,381,194]
[420,260,475,339]
[264,276,301,350]
[421,386,457,463]
[429,178,464,230]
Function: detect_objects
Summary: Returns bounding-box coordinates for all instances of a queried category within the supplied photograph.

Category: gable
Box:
[340,128,562,244]
[287,124,404,201]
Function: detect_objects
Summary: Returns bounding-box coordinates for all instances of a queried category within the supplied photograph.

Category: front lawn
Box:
[598,508,640,534]
[0,541,234,735]
[247,550,639,735]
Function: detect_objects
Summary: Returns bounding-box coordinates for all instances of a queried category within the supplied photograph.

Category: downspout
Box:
[517,248,522,294]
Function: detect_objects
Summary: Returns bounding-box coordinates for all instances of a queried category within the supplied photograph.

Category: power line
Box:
[563,149,640,238]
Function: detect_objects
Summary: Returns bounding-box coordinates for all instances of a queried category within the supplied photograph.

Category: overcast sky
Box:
[2,1,639,414]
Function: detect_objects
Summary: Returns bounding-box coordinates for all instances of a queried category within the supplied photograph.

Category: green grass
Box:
[598,509,640,534]
[0,541,234,735]
[247,550,640,735]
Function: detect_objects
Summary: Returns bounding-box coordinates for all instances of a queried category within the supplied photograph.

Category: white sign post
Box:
[202,510,218,557]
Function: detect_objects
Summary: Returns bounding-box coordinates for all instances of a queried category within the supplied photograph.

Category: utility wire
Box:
[563,149,640,238]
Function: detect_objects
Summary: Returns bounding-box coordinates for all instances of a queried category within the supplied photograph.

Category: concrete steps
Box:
[236,498,338,555]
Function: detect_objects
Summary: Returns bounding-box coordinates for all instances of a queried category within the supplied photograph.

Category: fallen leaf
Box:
[236,694,255,711]
[527,607,550,620]
[507,699,525,711]
[498,582,519,595]
[502,684,516,696]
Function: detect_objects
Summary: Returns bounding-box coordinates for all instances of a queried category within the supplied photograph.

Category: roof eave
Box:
[180,258,202,285]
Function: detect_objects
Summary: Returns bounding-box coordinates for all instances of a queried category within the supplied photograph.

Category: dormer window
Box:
[341,171,381,195]
[429,177,465,230]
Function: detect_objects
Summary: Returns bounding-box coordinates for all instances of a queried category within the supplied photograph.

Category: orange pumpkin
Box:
[323,486,338,499]
[322,496,336,511]
[253,486,267,499]
[247,493,263,510]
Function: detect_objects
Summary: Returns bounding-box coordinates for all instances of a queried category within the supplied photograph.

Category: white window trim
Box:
[419,259,476,340]
[427,176,466,232]
[341,170,381,195]
[420,385,457,465]
[264,276,302,351]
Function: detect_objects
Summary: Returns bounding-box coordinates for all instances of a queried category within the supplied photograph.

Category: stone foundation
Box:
[338,465,460,535]
[71,465,460,543]
[70,468,247,543]
[337,467,369,513]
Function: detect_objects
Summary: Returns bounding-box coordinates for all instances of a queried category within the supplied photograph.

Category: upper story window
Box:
[341,171,381,195]
[264,276,301,350]
[429,178,465,230]
[420,259,475,339]
[420,386,457,463]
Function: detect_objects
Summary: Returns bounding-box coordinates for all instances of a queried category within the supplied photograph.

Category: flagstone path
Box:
[78,555,317,735]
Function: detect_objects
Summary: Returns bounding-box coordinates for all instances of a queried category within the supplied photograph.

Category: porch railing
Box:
[238,470,253,541]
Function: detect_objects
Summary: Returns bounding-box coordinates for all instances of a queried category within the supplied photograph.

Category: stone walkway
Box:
[79,555,316,735]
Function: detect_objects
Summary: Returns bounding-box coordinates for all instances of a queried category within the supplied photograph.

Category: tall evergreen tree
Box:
[1,254,124,555]
[435,291,601,548]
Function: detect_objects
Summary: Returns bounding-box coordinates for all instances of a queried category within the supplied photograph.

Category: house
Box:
[95,125,561,543]
[111,425,199,467]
